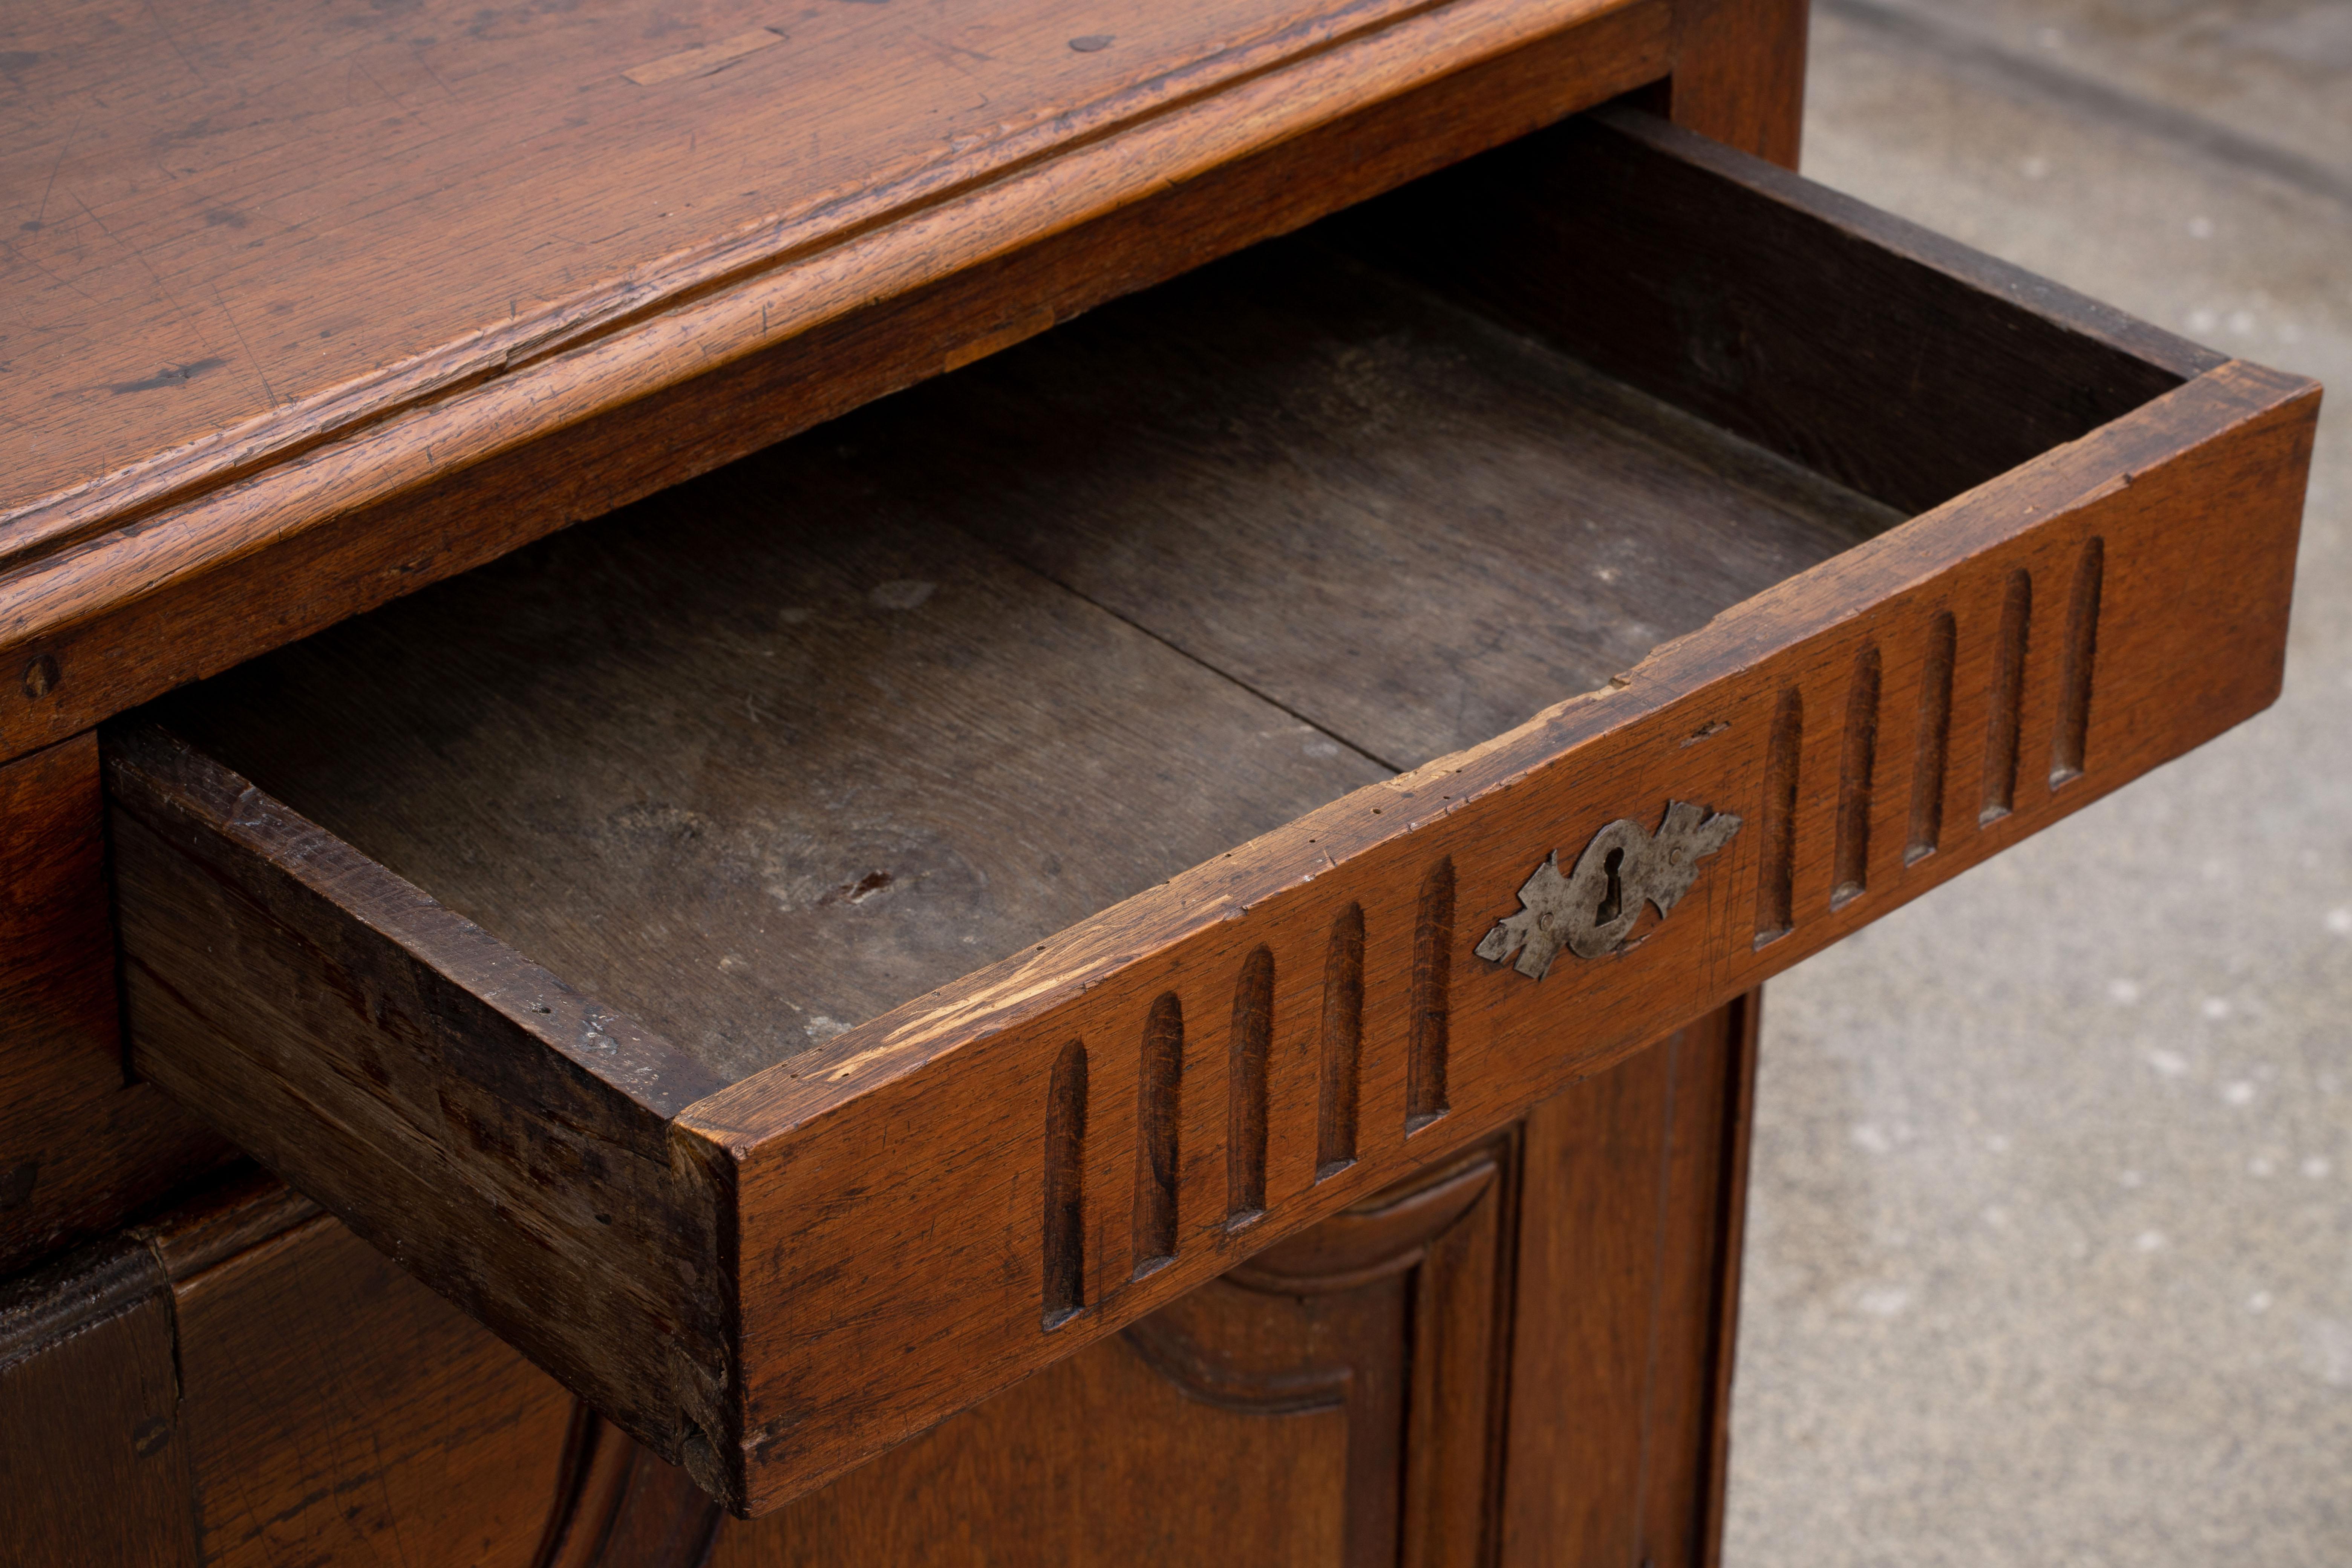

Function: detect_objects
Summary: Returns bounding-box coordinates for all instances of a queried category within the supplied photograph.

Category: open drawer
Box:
[104,108,2316,1513]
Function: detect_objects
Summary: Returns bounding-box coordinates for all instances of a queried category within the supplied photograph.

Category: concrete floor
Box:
[1724,3,2352,1563]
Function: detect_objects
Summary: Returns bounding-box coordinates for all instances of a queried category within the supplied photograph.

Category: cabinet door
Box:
[706,997,1753,1568]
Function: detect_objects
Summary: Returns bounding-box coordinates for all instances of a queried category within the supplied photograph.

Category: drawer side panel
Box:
[106,727,735,1485]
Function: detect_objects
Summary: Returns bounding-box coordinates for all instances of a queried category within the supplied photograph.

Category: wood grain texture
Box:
[171,1212,579,1568]
[0,732,232,1276]
[0,0,1673,763]
[1661,0,1810,167]
[1,0,1517,524]
[0,1237,202,1568]
[1702,990,1764,1565]
[925,240,1895,770]
[143,489,1381,1085]
[106,721,736,1470]
[1498,999,1750,1566]
[104,113,2318,1511]
[0,1169,715,1568]
[536,1423,723,1568]
[712,1139,1512,1568]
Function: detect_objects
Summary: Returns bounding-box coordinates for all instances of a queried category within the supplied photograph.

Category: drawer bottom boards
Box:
[105,109,2316,1509]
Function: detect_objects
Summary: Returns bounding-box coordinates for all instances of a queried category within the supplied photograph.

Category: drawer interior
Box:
[146,229,1898,1087]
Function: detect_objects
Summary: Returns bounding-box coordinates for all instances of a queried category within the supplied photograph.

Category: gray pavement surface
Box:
[1723,3,2352,1563]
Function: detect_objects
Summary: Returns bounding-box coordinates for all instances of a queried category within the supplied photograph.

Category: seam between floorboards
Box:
[948,521,1409,777]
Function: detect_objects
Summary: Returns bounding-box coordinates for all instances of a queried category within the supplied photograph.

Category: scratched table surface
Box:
[0,0,1422,527]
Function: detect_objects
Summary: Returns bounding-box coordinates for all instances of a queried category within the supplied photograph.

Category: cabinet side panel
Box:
[0,732,231,1274]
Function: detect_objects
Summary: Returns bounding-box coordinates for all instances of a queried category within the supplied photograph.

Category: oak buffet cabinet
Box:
[0,0,2317,1562]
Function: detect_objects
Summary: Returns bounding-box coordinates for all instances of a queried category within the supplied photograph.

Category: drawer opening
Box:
[103,106,2305,1512]
[124,200,1903,1090]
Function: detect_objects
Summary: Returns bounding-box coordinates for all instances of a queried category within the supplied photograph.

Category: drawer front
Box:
[104,110,2317,1512]
[691,353,2309,1508]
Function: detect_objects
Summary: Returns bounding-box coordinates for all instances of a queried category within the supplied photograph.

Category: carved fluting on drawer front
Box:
[2052,537,2106,789]
[1226,947,1276,1228]
[1040,900,1459,1324]
[1406,859,1455,1132]
[1907,612,1958,864]
[1132,994,1185,1279]
[1981,568,2036,824]
[1041,1041,1088,1331]
[1315,904,1367,1180]
[1831,645,1882,911]
[1753,537,2115,929]
[1753,688,1803,947]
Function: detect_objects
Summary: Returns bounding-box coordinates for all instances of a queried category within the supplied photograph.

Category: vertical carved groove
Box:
[1131,994,1183,1277]
[1980,569,2034,824]
[1407,858,1454,1132]
[1225,946,1274,1227]
[1042,1039,1088,1329]
[1753,687,1803,948]
[1314,903,1365,1178]
[1906,611,1957,865]
[2050,537,2104,789]
[1832,645,1881,911]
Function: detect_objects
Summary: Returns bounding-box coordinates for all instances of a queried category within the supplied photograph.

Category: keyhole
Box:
[1594,847,1625,925]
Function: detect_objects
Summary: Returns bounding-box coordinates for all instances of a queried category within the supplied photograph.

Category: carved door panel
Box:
[713,1141,1517,1568]
[709,995,1754,1568]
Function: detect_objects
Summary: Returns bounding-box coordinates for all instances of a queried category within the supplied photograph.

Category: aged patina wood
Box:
[105,110,2315,1510]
